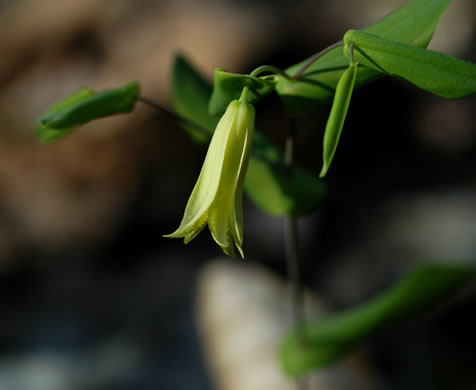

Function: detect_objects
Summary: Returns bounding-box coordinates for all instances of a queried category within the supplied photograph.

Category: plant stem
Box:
[284,118,303,337]
[240,86,250,102]
[138,96,211,139]
[293,40,344,80]
[284,118,308,390]
[249,65,292,80]
[284,120,304,326]
[285,213,303,336]
[349,43,355,65]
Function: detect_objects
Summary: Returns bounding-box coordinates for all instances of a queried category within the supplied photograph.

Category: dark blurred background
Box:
[0,0,475,389]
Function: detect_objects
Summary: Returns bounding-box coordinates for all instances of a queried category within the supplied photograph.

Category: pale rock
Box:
[197,259,384,390]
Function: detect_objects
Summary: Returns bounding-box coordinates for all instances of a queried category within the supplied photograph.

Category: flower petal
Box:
[208,101,253,257]
[208,194,233,255]
[164,101,240,239]
[229,104,255,258]
[183,213,208,244]
[165,98,255,258]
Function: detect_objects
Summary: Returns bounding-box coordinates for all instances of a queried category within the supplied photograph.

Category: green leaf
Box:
[170,54,325,216]
[36,88,95,143]
[37,81,139,143]
[363,0,452,47]
[208,69,277,116]
[275,0,452,116]
[319,63,357,178]
[344,29,476,99]
[42,87,96,117]
[172,55,218,143]
[246,132,326,216]
[281,263,474,376]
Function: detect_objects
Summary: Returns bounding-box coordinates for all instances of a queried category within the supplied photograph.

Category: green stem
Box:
[285,214,303,333]
[249,65,292,80]
[284,118,308,390]
[239,86,250,102]
[293,40,345,80]
[349,44,355,65]
[138,96,211,140]
[284,118,305,336]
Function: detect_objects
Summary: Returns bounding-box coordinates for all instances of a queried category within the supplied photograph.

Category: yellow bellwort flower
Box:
[164,95,255,258]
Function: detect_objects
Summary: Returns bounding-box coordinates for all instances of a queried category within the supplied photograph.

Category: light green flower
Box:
[165,98,255,258]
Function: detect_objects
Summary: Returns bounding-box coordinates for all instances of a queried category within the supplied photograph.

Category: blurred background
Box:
[0,0,476,389]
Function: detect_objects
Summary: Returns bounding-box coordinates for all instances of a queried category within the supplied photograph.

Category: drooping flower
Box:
[164,97,255,258]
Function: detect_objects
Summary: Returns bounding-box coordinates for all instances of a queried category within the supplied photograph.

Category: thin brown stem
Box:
[284,118,308,390]
[249,65,292,80]
[293,40,344,80]
[138,96,211,139]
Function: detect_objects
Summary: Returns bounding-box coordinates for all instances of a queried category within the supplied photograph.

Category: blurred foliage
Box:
[281,263,475,376]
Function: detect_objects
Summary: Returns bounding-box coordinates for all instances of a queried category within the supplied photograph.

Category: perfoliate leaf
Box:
[275,0,453,116]
[171,54,325,216]
[37,81,139,143]
[344,30,476,99]
[208,69,277,116]
[281,263,474,376]
[319,63,357,178]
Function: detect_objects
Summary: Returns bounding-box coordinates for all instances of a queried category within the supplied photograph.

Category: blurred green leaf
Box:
[319,63,357,178]
[363,0,452,47]
[171,54,325,216]
[246,132,326,216]
[281,263,474,376]
[344,30,476,99]
[42,87,96,117]
[36,88,95,143]
[275,0,452,116]
[37,81,139,143]
[172,54,218,143]
[209,69,277,116]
